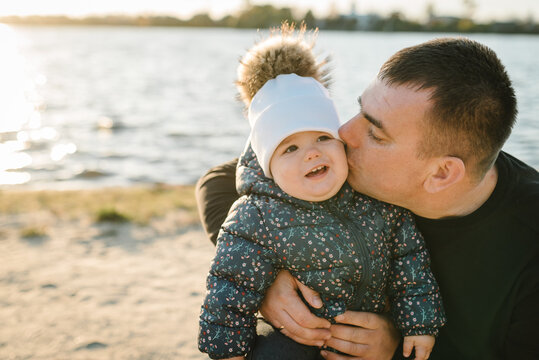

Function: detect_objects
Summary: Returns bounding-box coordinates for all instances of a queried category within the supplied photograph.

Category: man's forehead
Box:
[359,79,389,114]
[362,78,432,113]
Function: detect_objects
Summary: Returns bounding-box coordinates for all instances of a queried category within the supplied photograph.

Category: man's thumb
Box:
[295,279,323,308]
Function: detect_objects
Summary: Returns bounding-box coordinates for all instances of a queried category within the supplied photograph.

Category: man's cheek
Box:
[347,149,361,163]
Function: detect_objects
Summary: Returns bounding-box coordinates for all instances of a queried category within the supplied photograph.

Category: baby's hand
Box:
[403,335,435,360]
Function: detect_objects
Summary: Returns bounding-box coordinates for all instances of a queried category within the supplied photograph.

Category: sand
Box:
[0,190,213,359]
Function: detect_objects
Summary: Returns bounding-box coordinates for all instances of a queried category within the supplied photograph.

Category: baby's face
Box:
[270,131,348,202]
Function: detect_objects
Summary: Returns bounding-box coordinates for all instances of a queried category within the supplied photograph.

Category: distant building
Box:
[344,0,381,30]
[427,15,461,27]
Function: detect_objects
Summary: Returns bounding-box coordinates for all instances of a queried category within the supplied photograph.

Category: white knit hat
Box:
[248,73,341,178]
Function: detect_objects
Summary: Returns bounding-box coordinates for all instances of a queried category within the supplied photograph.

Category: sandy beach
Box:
[0,186,213,359]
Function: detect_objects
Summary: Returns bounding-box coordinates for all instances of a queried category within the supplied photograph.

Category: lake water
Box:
[0,25,538,189]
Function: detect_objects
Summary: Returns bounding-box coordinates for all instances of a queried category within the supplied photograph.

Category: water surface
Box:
[0,25,537,188]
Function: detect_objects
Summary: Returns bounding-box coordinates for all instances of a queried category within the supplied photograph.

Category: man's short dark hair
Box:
[379,37,517,178]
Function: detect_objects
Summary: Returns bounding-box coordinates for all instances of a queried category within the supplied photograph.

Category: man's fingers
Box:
[264,289,330,330]
[259,270,332,347]
[260,270,329,329]
[328,323,371,344]
[280,328,326,347]
[320,349,357,360]
[295,278,323,308]
[334,311,382,329]
[323,336,368,357]
[325,311,400,360]
[278,310,331,347]
[291,304,331,329]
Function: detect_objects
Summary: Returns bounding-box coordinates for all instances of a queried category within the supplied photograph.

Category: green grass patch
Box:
[20,226,47,238]
[95,208,131,223]
[0,184,198,224]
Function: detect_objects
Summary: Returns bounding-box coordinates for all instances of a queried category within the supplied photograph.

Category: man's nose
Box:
[339,115,360,147]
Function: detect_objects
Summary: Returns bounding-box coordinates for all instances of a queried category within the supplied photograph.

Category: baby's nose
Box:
[305,148,321,161]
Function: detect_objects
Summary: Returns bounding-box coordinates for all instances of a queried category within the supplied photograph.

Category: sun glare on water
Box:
[0,25,42,185]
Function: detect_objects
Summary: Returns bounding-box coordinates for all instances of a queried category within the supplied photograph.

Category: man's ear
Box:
[424,156,465,193]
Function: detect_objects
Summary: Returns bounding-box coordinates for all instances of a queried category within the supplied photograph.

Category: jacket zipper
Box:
[333,208,372,310]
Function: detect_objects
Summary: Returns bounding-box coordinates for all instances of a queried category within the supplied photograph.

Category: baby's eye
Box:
[317,135,332,142]
[284,145,298,153]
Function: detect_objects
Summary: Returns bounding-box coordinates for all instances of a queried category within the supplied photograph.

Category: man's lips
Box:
[305,165,328,177]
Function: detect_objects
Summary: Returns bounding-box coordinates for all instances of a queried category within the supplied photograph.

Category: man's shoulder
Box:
[497,152,539,234]
[497,152,538,198]
[498,151,539,183]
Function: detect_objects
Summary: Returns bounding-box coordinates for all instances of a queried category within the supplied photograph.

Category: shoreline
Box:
[0,184,212,359]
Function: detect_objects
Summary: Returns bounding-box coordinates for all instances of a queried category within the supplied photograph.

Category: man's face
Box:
[270,131,348,202]
[339,78,433,209]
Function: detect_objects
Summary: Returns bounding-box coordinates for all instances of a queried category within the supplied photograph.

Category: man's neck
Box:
[417,165,499,220]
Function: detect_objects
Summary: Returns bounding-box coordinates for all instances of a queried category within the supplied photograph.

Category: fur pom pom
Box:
[236,22,331,106]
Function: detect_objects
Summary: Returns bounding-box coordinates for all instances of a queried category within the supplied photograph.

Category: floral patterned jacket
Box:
[198,145,446,359]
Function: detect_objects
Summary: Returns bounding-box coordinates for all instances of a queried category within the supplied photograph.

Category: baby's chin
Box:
[275,172,347,202]
[288,184,343,202]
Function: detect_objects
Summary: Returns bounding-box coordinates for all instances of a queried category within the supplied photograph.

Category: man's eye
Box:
[284,145,298,153]
[317,135,331,142]
[368,128,383,142]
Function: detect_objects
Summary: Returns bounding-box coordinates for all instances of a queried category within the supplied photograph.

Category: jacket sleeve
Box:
[385,208,447,337]
[198,197,278,359]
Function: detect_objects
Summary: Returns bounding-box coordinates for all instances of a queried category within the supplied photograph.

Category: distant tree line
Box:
[1,4,538,34]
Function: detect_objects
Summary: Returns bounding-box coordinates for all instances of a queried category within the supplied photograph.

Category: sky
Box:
[0,0,538,22]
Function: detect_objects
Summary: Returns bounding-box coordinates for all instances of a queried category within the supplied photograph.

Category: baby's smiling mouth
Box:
[306,165,328,177]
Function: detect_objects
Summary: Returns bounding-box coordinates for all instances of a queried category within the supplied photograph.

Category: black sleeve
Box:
[504,254,539,359]
[195,158,240,245]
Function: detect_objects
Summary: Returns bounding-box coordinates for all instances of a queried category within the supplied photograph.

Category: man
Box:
[195,38,538,359]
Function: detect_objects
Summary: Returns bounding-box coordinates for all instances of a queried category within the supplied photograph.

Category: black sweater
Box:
[414,152,539,360]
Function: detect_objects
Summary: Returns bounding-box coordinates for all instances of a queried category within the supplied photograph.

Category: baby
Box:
[198,26,445,360]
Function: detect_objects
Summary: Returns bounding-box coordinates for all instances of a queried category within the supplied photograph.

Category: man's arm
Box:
[195,158,239,244]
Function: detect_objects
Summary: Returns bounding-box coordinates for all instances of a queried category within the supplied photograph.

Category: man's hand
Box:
[320,311,400,360]
[259,270,331,347]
